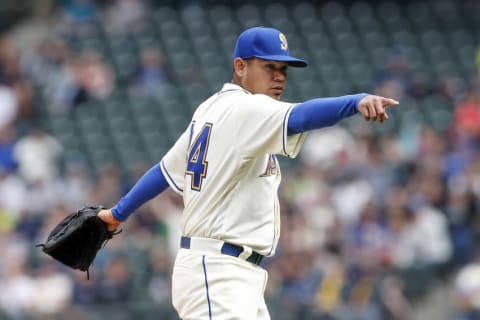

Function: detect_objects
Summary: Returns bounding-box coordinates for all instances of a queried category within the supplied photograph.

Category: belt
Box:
[180,236,264,265]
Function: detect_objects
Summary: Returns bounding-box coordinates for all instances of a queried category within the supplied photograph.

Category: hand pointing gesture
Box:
[357,95,400,123]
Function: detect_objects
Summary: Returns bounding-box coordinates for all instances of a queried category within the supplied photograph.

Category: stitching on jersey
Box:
[216,89,242,95]
[267,195,276,256]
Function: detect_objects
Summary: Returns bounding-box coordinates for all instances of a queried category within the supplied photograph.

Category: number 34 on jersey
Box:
[186,122,212,191]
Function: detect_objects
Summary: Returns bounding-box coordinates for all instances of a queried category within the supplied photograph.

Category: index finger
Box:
[381,97,400,106]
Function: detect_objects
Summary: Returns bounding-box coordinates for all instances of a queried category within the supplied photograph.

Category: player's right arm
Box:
[230,92,398,160]
[287,94,399,135]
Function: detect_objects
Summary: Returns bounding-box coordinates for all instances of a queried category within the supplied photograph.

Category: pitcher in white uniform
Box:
[98,26,399,319]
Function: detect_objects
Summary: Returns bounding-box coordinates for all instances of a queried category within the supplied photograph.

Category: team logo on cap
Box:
[279,33,288,51]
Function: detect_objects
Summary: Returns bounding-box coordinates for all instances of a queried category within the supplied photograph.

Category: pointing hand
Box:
[357,95,400,123]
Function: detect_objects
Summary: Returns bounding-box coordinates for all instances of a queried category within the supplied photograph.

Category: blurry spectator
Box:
[453,81,480,141]
[348,201,390,271]
[97,255,132,303]
[283,212,320,253]
[76,51,115,101]
[0,35,21,86]
[13,124,63,184]
[0,36,35,124]
[0,124,17,173]
[282,163,328,210]
[455,259,480,319]
[0,84,17,127]
[412,205,452,268]
[148,190,183,259]
[417,125,447,160]
[14,209,44,241]
[410,170,452,268]
[277,250,320,319]
[439,75,466,101]
[48,50,115,113]
[147,246,173,305]
[0,169,27,219]
[393,171,452,268]
[384,204,418,268]
[445,174,476,267]
[373,47,413,101]
[30,260,73,316]
[61,0,99,25]
[104,0,147,34]
[300,126,358,171]
[476,47,480,77]
[331,169,374,227]
[361,134,402,203]
[131,47,170,98]
[0,238,35,319]
[378,275,411,319]
[26,181,67,217]
[336,276,381,320]
[300,127,373,228]
[468,155,480,211]
[89,163,122,207]
[19,37,77,115]
[312,255,346,317]
[49,57,84,114]
[446,140,477,183]
[71,270,98,305]
[63,159,94,211]
[20,38,71,85]
[408,71,434,99]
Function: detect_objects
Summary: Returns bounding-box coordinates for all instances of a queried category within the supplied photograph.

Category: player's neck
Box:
[231,77,240,86]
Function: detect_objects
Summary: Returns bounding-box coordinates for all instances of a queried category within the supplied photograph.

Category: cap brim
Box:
[255,54,308,68]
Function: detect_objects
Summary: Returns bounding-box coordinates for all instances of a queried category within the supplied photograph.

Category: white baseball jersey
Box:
[160,83,307,256]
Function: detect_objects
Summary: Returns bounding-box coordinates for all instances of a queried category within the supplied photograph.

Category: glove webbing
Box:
[82,228,122,280]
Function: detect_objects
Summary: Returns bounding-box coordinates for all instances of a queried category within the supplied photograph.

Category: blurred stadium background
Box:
[1,0,480,319]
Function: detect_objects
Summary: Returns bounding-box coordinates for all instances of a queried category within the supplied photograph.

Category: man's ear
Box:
[233,58,247,78]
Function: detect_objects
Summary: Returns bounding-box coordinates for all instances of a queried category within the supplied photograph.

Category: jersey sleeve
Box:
[160,127,190,195]
[232,94,307,158]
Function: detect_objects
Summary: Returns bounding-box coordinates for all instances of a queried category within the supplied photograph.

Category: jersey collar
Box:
[218,83,251,95]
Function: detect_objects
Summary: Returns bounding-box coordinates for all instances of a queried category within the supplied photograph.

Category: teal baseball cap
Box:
[233,27,308,68]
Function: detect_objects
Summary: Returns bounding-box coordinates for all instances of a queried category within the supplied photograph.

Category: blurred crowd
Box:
[1,1,480,320]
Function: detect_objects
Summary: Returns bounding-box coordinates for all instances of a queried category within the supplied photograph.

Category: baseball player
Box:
[98,26,399,319]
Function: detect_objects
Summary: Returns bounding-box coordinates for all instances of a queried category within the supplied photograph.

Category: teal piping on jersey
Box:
[161,160,183,193]
[282,105,296,157]
[287,93,368,135]
[112,163,169,221]
[202,256,213,320]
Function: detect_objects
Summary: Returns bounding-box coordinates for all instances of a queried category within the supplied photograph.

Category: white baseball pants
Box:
[172,248,270,320]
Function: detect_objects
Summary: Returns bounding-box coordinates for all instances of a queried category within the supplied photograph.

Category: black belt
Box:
[180,236,264,265]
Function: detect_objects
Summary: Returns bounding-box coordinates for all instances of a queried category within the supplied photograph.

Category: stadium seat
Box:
[131,20,159,49]
[292,2,317,22]
[406,1,438,31]
[236,4,263,29]
[377,2,410,35]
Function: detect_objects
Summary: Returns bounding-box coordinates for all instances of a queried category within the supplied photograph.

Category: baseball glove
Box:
[37,206,120,278]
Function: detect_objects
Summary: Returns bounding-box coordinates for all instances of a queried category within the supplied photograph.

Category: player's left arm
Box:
[287,94,399,135]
